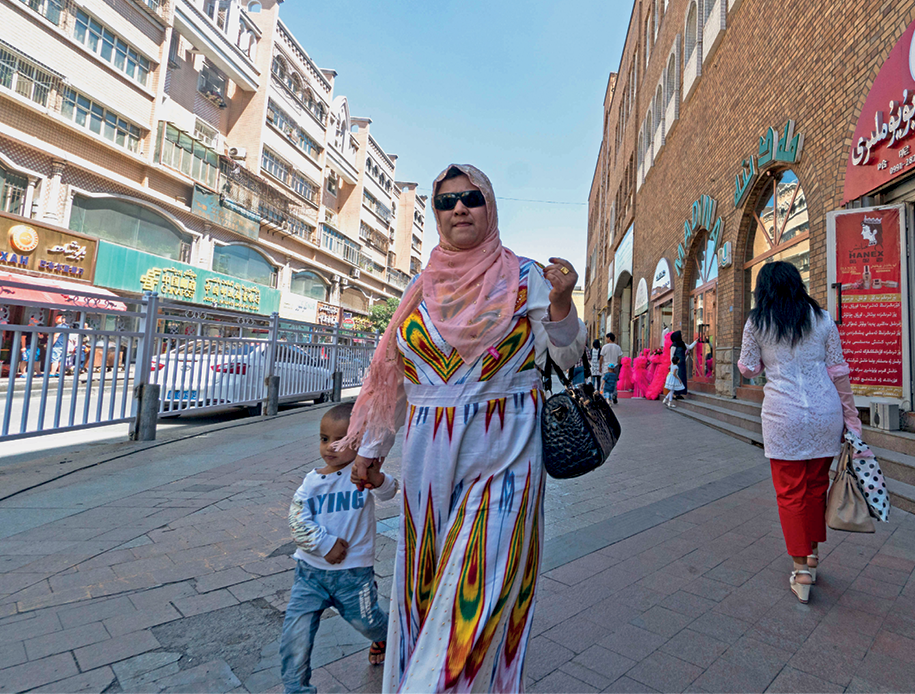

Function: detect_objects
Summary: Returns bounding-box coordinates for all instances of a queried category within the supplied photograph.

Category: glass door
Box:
[688,233,718,384]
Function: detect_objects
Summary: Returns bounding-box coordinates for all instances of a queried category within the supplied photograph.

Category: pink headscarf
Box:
[337,164,520,450]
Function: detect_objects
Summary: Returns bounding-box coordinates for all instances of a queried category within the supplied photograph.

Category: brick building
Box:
[0,0,425,330]
[586,0,915,433]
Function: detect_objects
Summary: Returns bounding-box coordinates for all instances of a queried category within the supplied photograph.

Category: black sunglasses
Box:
[433,190,486,211]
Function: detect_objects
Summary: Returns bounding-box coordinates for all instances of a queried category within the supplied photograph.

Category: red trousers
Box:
[769,457,833,557]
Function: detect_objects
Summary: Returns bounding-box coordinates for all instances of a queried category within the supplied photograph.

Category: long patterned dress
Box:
[358,259,586,693]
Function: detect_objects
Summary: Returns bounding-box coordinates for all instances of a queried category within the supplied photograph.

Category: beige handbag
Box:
[826,443,875,533]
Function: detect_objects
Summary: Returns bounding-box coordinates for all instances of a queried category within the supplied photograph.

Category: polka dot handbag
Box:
[844,430,891,522]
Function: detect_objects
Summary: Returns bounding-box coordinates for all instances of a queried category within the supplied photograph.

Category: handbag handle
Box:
[540,353,574,394]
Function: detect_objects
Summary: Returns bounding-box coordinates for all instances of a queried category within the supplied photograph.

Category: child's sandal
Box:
[369,641,386,666]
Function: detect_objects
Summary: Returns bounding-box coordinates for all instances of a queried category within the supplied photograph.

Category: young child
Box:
[663,356,685,408]
[280,402,399,694]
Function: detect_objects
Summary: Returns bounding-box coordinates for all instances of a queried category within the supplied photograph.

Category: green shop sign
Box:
[733,120,805,208]
[674,195,724,277]
[94,241,280,314]
[190,185,260,240]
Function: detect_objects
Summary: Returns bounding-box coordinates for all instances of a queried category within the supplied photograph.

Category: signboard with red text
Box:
[843,19,915,203]
[827,206,908,401]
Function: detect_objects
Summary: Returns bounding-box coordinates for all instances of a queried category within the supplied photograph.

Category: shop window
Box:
[212,244,277,287]
[68,195,191,260]
[290,271,327,301]
[0,166,28,216]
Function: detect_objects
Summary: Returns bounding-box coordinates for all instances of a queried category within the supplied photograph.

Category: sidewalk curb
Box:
[0,398,357,503]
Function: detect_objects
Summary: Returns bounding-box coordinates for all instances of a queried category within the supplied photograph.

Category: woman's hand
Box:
[352,455,384,491]
[544,257,578,321]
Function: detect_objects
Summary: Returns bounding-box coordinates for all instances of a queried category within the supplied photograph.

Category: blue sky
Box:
[283,0,631,277]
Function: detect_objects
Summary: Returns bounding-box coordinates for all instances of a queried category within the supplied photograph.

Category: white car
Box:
[151,340,332,412]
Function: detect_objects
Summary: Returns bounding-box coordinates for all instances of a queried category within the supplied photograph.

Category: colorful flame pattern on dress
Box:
[383,259,548,693]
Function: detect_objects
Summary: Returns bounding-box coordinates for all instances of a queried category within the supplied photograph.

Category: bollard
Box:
[130,383,160,441]
[332,371,343,402]
[265,376,280,416]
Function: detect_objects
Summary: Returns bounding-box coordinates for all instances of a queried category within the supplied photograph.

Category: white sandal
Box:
[790,569,813,603]
[807,553,818,584]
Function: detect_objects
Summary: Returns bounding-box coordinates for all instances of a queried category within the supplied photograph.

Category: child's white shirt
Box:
[288,465,398,571]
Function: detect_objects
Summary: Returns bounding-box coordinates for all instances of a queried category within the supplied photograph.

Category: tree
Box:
[370,297,400,332]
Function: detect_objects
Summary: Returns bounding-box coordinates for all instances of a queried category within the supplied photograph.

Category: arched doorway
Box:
[687,232,718,384]
[742,169,810,385]
[614,271,633,355]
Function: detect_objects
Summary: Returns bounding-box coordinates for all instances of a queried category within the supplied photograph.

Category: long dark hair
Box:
[749,261,821,346]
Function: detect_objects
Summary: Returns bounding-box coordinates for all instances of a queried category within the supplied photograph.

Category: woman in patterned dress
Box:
[338,164,586,692]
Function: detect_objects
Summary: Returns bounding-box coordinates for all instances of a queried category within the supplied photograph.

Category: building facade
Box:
[0,0,425,332]
[587,0,915,425]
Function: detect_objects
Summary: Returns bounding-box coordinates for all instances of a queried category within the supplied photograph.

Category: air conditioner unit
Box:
[870,400,901,431]
[350,268,361,279]
[717,241,733,269]
[228,147,247,160]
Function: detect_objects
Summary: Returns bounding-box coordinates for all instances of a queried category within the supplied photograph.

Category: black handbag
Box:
[539,353,622,479]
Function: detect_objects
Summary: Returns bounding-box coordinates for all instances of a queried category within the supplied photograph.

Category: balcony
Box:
[703,0,726,64]
[653,124,664,158]
[173,0,259,91]
[683,47,701,103]
[664,96,679,138]
[386,269,410,290]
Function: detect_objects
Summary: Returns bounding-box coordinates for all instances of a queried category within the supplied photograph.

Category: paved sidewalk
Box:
[0,400,913,693]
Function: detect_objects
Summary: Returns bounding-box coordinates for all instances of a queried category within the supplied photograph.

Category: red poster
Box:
[834,208,903,398]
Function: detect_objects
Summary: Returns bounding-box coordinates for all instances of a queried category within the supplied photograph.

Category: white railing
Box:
[702,0,726,63]
[0,282,379,440]
[683,48,701,102]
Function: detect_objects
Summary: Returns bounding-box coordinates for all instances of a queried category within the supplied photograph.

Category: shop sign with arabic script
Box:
[733,120,805,209]
[843,19,915,203]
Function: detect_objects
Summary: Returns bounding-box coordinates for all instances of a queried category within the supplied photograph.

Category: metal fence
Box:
[1,282,379,441]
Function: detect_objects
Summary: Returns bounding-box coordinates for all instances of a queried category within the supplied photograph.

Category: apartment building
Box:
[586,0,915,432]
[0,0,424,332]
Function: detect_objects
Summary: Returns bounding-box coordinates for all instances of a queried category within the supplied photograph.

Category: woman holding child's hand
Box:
[335,164,586,692]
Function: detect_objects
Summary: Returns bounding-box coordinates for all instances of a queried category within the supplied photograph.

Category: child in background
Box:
[663,356,685,408]
[280,403,399,694]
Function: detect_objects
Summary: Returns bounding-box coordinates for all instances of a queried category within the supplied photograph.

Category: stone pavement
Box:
[0,399,914,693]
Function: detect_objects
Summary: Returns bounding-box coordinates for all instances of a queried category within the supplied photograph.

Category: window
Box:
[412,235,421,251]
[321,224,359,264]
[0,46,53,107]
[267,100,321,158]
[198,63,227,106]
[666,53,677,104]
[287,71,301,96]
[74,11,150,86]
[261,147,289,185]
[69,195,191,260]
[0,166,28,216]
[362,190,391,222]
[685,3,698,61]
[19,0,62,25]
[290,271,327,301]
[203,0,230,30]
[157,122,218,187]
[213,244,277,287]
[61,88,142,152]
[746,169,810,297]
[326,174,338,196]
[247,1,261,11]
[645,10,652,67]
[193,118,219,148]
[291,172,317,203]
[271,55,287,83]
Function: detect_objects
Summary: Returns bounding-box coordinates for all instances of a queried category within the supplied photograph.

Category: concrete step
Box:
[862,426,915,459]
[678,398,763,435]
[687,391,762,418]
[674,402,915,515]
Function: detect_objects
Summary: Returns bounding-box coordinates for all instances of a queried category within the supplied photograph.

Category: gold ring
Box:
[560,267,570,275]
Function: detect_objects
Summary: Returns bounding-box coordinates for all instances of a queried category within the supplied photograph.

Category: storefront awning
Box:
[0,272,127,311]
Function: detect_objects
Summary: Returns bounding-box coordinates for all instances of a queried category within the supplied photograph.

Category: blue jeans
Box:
[602,372,618,400]
[280,561,388,694]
